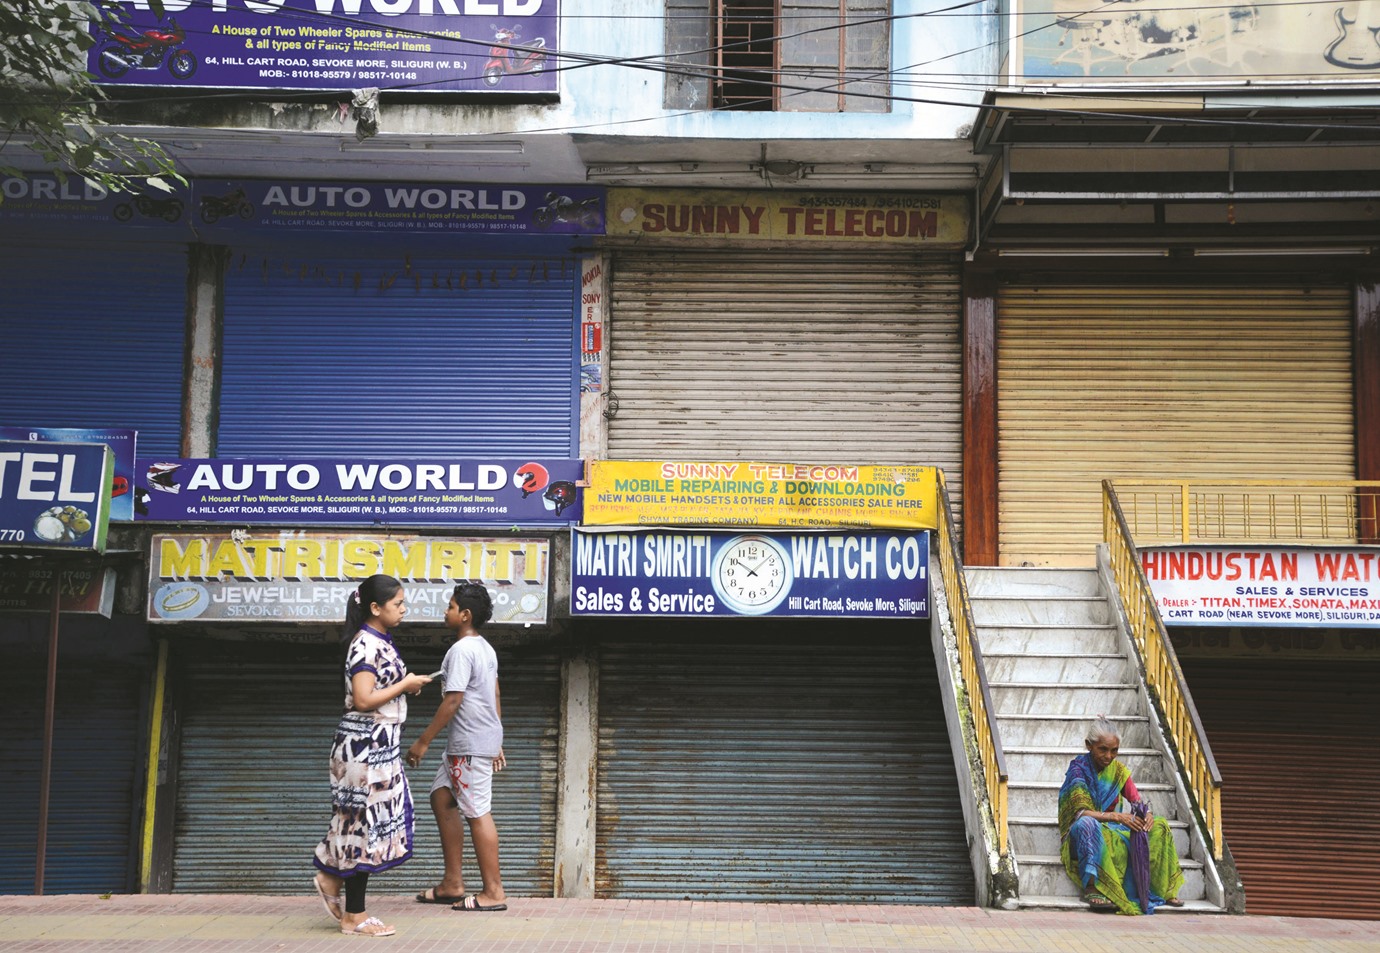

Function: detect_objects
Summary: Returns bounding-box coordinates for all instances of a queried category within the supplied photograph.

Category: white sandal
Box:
[313,874,342,921]
[341,916,395,937]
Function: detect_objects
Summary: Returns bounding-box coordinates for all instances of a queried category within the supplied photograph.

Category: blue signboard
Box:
[88,0,558,95]
[0,441,114,552]
[134,456,582,525]
[0,174,605,238]
[0,428,137,522]
[192,179,604,236]
[571,528,930,618]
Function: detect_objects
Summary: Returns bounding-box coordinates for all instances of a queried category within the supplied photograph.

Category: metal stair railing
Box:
[936,470,1009,855]
[1111,479,1380,547]
[1103,479,1223,859]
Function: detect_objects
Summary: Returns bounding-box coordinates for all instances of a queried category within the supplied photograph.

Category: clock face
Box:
[711,534,792,615]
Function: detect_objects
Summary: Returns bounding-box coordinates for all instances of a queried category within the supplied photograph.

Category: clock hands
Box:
[736,554,771,578]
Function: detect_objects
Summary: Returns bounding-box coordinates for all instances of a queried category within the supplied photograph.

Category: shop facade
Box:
[0,439,133,895]
[559,465,978,904]
[597,188,969,520]
[0,176,598,895]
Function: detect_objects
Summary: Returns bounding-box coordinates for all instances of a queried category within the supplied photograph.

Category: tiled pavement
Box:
[0,895,1375,953]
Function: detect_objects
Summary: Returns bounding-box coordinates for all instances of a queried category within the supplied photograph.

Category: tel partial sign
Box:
[0,441,114,552]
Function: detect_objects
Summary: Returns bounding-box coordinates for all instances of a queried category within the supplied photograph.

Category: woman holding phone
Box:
[312,574,432,937]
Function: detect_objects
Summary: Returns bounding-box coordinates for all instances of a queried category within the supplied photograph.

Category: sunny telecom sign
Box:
[583,461,938,530]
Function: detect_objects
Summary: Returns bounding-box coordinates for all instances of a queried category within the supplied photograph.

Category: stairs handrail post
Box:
[936,471,1009,856]
[1103,480,1225,860]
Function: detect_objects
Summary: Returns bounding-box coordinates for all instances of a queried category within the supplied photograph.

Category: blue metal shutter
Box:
[171,641,559,894]
[1,646,144,894]
[596,622,975,904]
[217,250,579,456]
[0,241,187,457]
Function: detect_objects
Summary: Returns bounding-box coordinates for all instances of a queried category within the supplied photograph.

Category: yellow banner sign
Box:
[606,188,968,246]
[584,461,937,530]
[148,532,550,625]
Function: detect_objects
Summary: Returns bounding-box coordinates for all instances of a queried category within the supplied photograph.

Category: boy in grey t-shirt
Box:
[405,583,508,911]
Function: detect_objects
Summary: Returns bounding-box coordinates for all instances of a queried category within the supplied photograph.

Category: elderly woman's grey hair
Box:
[1085,716,1119,746]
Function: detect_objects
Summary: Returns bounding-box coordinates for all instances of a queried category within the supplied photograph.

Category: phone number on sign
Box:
[284,70,419,81]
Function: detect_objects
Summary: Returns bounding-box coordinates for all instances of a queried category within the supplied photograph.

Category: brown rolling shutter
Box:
[1180,657,1380,920]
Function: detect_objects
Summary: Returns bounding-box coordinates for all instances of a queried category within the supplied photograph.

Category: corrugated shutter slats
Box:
[171,643,559,894]
[1,658,143,894]
[0,241,186,457]
[609,252,963,515]
[595,624,974,904]
[1180,658,1380,920]
[997,285,1354,566]
[218,252,578,457]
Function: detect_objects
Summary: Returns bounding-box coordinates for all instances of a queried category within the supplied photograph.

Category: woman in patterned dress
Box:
[313,574,433,937]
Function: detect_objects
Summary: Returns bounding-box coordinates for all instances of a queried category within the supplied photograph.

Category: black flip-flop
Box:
[416,887,466,904]
[452,895,508,912]
[1084,893,1116,912]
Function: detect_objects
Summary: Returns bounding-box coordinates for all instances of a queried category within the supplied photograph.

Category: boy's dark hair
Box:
[452,582,493,628]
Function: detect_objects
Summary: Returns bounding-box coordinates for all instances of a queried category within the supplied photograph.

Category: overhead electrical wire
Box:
[4,0,1380,141]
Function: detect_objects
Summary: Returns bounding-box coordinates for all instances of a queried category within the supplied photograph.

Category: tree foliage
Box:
[0,0,180,197]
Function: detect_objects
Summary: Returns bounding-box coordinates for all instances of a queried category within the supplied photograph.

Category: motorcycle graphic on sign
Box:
[96,16,198,80]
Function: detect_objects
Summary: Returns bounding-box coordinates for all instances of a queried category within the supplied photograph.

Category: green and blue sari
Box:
[1058,753,1185,915]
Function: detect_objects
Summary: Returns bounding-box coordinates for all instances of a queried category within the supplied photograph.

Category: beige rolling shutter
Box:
[608,250,963,511]
[997,284,1354,567]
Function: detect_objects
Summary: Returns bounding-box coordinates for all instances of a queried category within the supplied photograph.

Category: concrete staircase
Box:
[965,566,1224,913]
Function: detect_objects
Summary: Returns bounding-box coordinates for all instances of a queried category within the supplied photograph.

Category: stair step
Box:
[1005,745,1158,755]
[971,626,1120,648]
[984,652,1131,683]
[1016,853,1206,900]
[977,624,1122,655]
[989,682,1141,715]
[1015,895,1223,913]
[996,713,1151,747]
[1006,747,1171,785]
[971,596,1111,626]
[1009,814,1191,855]
[1007,780,1180,820]
[966,567,1103,597]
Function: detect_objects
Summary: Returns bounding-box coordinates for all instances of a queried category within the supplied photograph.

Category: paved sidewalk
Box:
[1,894,1376,953]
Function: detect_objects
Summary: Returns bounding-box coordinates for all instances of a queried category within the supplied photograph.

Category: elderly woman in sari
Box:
[1059,717,1185,913]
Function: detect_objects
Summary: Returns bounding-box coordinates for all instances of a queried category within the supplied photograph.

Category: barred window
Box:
[666,0,891,112]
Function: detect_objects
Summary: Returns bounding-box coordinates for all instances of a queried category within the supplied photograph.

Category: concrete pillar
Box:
[182,244,228,457]
[577,253,610,462]
[553,647,598,897]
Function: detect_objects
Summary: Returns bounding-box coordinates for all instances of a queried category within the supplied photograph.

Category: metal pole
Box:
[35,567,61,895]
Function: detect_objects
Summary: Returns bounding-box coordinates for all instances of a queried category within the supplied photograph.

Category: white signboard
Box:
[1141,546,1380,627]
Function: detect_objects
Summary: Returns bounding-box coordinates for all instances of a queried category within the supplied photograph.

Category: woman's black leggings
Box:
[344,872,370,914]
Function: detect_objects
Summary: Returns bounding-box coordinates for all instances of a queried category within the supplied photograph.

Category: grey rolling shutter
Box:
[609,250,963,519]
[170,641,559,893]
[595,621,974,903]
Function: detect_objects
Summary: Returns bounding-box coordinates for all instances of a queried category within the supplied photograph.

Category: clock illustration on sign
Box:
[711,534,792,615]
